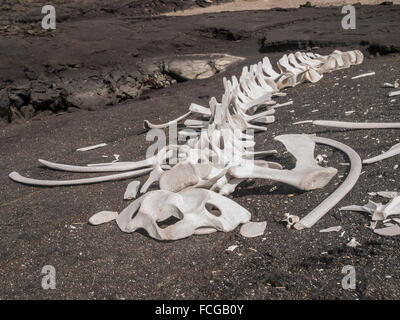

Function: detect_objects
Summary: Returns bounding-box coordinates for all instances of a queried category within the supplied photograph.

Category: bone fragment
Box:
[389,90,400,97]
[76,143,107,152]
[374,225,400,237]
[124,181,141,200]
[319,226,342,233]
[240,221,267,238]
[363,144,400,164]
[226,245,239,252]
[351,72,375,79]
[89,211,118,225]
[346,238,361,248]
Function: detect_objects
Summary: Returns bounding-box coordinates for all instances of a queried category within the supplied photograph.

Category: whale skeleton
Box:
[10,49,366,240]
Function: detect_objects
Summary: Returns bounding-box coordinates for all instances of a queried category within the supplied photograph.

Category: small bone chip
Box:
[76,143,107,152]
[226,245,239,252]
[377,191,399,199]
[89,211,119,225]
[124,181,141,200]
[319,226,342,233]
[351,72,375,80]
[240,221,267,238]
[346,238,361,248]
[374,225,400,237]
[388,90,400,97]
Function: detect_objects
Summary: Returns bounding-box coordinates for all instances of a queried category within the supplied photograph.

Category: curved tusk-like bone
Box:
[143,111,192,129]
[38,158,155,172]
[294,137,362,230]
[9,168,153,187]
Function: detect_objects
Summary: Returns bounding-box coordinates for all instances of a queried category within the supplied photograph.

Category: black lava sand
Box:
[0,2,400,299]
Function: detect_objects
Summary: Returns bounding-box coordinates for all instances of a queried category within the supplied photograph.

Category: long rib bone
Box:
[294,137,362,230]
[9,168,152,186]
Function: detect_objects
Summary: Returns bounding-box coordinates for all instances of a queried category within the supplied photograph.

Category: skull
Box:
[116,189,251,241]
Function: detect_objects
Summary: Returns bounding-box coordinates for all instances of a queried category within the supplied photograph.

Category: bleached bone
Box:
[267,100,294,110]
[297,120,400,130]
[124,180,141,200]
[346,238,361,248]
[295,52,321,68]
[116,189,251,241]
[383,82,397,88]
[262,57,280,80]
[140,149,172,193]
[87,161,136,167]
[178,129,200,138]
[188,103,211,116]
[294,137,362,230]
[351,72,375,80]
[389,90,400,97]
[281,213,300,229]
[294,120,400,164]
[255,62,279,92]
[377,191,399,199]
[38,158,155,172]
[243,150,278,159]
[184,119,208,127]
[144,111,192,129]
[230,134,337,191]
[89,211,119,225]
[10,49,365,239]
[341,195,400,221]
[374,225,400,237]
[240,221,267,238]
[9,168,152,186]
[363,143,400,164]
[251,116,275,124]
[319,226,342,233]
[287,53,323,83]
[226,245,239,252]
[76,143,107,152]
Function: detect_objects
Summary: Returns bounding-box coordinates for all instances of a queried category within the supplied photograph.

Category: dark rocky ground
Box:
[0,1,400,299]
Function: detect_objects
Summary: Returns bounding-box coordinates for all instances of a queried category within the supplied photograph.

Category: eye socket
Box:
[156,216,181,229]
[205,203,221,217]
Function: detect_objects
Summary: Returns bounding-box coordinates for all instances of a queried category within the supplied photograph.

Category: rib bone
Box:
[294,137,362,230]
